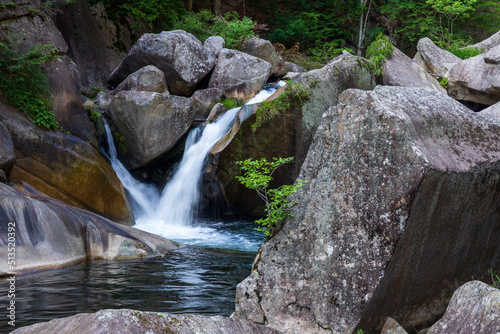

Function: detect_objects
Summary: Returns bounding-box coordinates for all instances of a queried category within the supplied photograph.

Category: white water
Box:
[103,82,285,249]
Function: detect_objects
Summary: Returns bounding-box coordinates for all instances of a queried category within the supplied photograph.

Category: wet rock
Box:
[234,86,500,333]
[208,48,272,102]
[427,281,500,334]
[381,318,408,334]
[206,103,227,123]
[415,37,461,80]
[108,30,215,96]
[447,51,500,105]
[480,101,500,119]
[204,36,225,57]
[383,48,447,94]
[0,182,178,275]
[11,309,282,334]
[0,98,133,225]
[191,87,223,121]
[285,61,306,73]
[0,121,15,179]
[242,37,286,77]
[108,91,194,168]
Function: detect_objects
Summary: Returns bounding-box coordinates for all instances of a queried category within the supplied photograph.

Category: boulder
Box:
[11,309,282,334]
[108,30,215,96]
[426,281,500,334]
[467,30,500,52]
[242,37,286,77]
[484,44,500,64]
[480,101,500,119]
[206,103,228,123]
[191,87,223,121]
[208,48,272,102]
[0,182,178,275]
[0,0,40,21]
[108,91,194,168]
[204,36,225,57]
[447,52,500,105]
[415,37,461,80]
[383,48,447,94]
[285,61,306,73]
[113,65,168,94]
[215,53,375,216]
[0,121,15,179]
[0,98,134,225]
[234,86,500,333]
[381,318,408,334]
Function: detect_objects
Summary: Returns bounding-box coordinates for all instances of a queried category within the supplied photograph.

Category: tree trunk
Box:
[213,0,221,16]
[187,0,193,11]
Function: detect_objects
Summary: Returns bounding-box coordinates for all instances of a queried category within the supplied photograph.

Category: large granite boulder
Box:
[0,182,178,275]
[208,48,272,102]
[414,37,461,80]
[427,281,500,334]
[467,30,500,52]
[447,49,500,105]
[108,30,215,96]
[108,91,194,168]
[242,37,286,77]
[285,61,306,73]
[0,122,15,181]
[0,98,133,225]
[191,87,223,121]
[383,48,447,94]
[215,53,375,216]
[11,309,282,334]
[483,44,500,64]
[234,86,500,333]
[480,101,500,119]
[204,35,225,57]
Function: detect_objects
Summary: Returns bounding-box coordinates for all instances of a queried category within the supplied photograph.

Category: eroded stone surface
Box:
[415,37,461,79]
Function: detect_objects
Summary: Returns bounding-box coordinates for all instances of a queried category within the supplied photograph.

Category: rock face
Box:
[208,48,272,102]
[234,86,500,333]
[108,91,194,168]
[0,182,178,275]
[383,48,447,94]
[447,50,500,105]
[381,318,408,334]
[242,37,286,77]
[204,36,225,57]
[0,99,133,225]
[108,30,215,96]
[484,44,500,64]
[415,37,461,80]
[427,281,500,334]
[113,65,168,94]
[11,309,282,334]
[0,122,15,180]
[467,30,500,51]
[0,0,40,21]
[285,61,306,73]
[215,53,375,216]
[191,87,223,121]
[480,101,500,119]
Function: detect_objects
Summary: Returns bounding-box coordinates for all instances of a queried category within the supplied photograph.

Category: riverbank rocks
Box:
[113,65,168,95]
[0,98,133,225]
[480,101,500,119]
[11,309,282,334]
[242,37,286,77]
[484,45,500,64]
[0,182,178,275]
[191,87,223,121]
[285,61,306,73]
[107,30,215,96]
[234,86,500,333]
[467,30,500,52]
[447,49,500,105]
[383,48,447,94]
[414,37,461,80]
[381,318,407,334]
[204,36,225,57]
[208,48,272,102]
[108,91,194,168]
[426,281,500,333]
[0,122,15,181]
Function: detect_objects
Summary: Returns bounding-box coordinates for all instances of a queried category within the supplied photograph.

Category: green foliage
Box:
[491,269,500,289]
[0,3,17,10]
[444,40,484,59]
[0,37,61,131]
[440,77,448,89]
[236,157,306,237]
[308,40,354,65]
[220,97,244,110]
[173,10,255,49]
[366,33,394,77]
[89,110,102,123]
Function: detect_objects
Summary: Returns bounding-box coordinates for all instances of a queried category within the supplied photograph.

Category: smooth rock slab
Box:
[234,86,500,333]
[11,309,282,334]
[415,37,461,79]
[427,281,500,334]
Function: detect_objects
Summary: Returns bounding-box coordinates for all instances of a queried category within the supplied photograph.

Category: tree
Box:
[426,0,477,45]
[357,0,372,55]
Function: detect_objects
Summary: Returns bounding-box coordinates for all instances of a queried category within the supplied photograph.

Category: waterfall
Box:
[103,81,285,239]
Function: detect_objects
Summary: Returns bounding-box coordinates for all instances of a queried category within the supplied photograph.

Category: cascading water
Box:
[103,81,285,248]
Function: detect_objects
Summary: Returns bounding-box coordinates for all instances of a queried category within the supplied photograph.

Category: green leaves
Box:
[236,157,306,237]
[365,33,394,77]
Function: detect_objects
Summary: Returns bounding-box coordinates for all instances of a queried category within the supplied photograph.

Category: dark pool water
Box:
[0,219,263,333]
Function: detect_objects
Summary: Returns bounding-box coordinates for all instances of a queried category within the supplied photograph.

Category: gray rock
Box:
[206,103,228,123]
[113,65,168,94]
[0,0,40,20]
[93,91,112,112]
[208,48,272,102]
[427,281,500,334]
[191,87,223,121]
[0,121,15,179]
[383,48,447,94]
[466,30,500,52]
[0,182,178,275]
[480,101,500,119]
[415,37,461,79]
[108,91,194,168]
[285,61,306,73]
[11,309,282,334]
[242,37,286,77]
[447,53,500,105]
[484,44,500,64]
[108,30,215,96]
[204,36,225,57]
[234,86,500,333]
[381,318,408,334]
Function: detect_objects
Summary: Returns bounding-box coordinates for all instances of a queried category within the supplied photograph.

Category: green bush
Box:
[491,269,500,289]
[220,97,243,110]
[445,41,484,59]
[366,33,394,77]
[0,37,61,130]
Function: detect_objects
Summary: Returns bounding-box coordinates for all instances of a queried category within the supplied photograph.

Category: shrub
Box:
[491,269,500,289]
[0,36,61,130]
[444,39,484,59]
[220,97,243,110]
[366,33,394,77]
